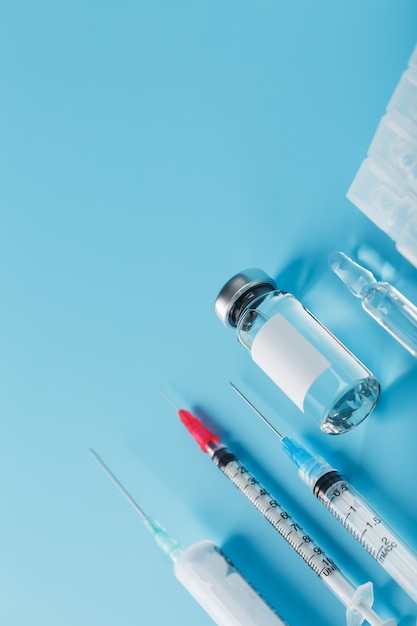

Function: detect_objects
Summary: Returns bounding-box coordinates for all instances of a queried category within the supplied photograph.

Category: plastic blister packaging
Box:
[347,158,417,267]
[368,115,417,195]
[347,44,417,268]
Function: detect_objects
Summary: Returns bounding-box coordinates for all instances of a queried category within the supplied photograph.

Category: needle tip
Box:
[89,448,113,474]
[89,448,101,462]
[89,448,147,519]
[159,388,180,410]
[229,382,283,440]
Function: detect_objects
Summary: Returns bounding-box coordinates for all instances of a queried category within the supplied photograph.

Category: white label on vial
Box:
[251,313,330,411]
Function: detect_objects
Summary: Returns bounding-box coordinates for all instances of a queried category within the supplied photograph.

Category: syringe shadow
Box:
[221,534,323,626]
[377,359,417,403]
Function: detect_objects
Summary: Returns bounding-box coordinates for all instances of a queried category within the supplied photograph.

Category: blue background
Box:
[1,2,417,625]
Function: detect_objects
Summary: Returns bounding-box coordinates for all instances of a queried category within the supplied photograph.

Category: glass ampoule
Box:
[329,251,417,357]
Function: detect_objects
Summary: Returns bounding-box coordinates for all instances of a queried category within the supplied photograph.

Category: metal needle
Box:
[229,382,284,440]
[90,448,146,520]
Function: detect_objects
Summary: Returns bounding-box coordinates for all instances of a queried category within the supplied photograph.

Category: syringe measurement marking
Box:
[222,460,337,578]
[376,538,398,564]
[324,490,378,557]
[322,482,396,561]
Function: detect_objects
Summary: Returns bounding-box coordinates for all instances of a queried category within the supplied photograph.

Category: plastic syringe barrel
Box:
[282,437,417,604]
[174,540,289,626]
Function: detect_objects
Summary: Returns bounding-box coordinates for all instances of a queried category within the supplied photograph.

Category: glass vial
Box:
[214,269,380,434]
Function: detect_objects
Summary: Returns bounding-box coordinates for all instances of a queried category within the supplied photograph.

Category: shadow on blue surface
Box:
[222,534,318,626]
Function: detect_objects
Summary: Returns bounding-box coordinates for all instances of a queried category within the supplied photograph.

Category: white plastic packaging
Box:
[347,44,417,268]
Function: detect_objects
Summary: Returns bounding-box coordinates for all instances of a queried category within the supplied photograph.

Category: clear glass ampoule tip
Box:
[329,251,417,357]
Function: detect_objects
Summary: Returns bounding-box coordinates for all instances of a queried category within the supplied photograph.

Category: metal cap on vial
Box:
[214,268,276,328]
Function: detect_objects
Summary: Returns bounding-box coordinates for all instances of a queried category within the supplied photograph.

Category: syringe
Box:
[90,449,290,626]
[230,383,417,604]
[162,394,396,626]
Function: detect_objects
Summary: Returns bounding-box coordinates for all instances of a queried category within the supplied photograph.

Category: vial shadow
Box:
[378,356,417,396]
[272,251,330,299]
